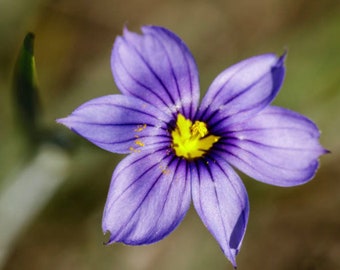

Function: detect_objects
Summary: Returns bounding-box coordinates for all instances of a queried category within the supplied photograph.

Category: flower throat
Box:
[171,114,220,159]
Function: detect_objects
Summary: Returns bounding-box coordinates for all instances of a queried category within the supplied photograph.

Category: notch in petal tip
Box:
[102,229,116,246]
[103,238,113,246]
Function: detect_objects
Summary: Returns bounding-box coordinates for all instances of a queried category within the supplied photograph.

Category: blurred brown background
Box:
[0,0,339,269]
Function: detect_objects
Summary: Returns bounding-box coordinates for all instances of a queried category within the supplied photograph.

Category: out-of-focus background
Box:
[0,0,339,269]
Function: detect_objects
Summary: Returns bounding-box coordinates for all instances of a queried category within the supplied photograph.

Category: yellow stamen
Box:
[135,124,147,132]
[135,140,144,147]
[192,121,208,137]
[171,114,220,159]
[129,146,141,153]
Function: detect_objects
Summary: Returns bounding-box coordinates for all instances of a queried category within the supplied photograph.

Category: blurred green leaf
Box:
[12,32,41,148]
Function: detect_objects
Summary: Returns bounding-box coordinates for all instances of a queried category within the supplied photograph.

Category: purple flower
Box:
[58,26,326,267]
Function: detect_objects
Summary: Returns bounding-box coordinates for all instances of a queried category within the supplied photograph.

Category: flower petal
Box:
[102,148,191,245]
[191,155,249,267]
[217,106,327,186]
[197,53,285,132]
[57,95,172,154]
[111,26,200,118]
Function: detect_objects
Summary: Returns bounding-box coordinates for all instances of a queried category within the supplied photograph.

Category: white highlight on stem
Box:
[0,144,70,268]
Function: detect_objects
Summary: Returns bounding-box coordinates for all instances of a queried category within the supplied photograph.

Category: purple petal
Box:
[111,26,200,118]
[217,106,327,186]
[57,95,172,154]
[102,148,191,244]
[191,155,249,267]
[197,53,285,132]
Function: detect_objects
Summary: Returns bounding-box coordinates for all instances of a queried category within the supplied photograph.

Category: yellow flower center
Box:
[171,114,220,159]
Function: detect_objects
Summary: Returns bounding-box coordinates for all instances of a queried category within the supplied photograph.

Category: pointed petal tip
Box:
[191,158,247,269]
[228,251,238,269]
[56,117,64,124]
[56,117,67,126]
[122,25,130,36]
[280,49,288,62]
[225,228,245,269]
[273,51,286,70]
[56,116,72,129]
[233,262,238,270]
[271,51,286,71]
[323,148,331,155]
